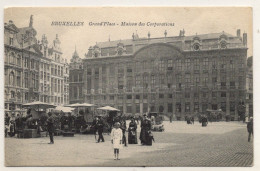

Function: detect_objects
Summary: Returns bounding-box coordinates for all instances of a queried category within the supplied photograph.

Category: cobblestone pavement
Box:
[5,121,253,167]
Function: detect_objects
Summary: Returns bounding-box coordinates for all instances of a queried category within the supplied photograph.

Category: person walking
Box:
[247,117,253,142]
[47,112,55,144]
[96,116,105,143]
[120,119,127,147]
[128,117,138,144]
[140,113,152,145]
[170,114,173,123]
[111,122,123,160]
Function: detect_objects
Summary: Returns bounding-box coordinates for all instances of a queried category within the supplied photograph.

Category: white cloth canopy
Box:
[97,106,120,111]
[22,101,56,109]
[65,103,95,108]
[54,106,74,113]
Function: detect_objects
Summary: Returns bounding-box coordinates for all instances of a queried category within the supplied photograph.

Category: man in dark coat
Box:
[91,116,99,142]
[47,112,55,144]
[96,116,105,143]
[247,117,253,142]
[140,114,152,145]
[5,113,10,137]
[120,119,127,146]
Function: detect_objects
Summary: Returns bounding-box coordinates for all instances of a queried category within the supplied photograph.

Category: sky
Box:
[4,7,253,61]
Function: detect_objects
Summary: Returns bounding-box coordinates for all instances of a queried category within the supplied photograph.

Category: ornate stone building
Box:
[69,48,84,104]
[78,30,248,120]
[4,16,69,115]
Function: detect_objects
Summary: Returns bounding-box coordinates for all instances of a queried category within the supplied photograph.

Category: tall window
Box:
[194,58,200,70]
[167,59,173,70]
[176,103,181,112]
[9,71,14,86]
[212,58,217,69]
[203,57,209,69]
[185,103,190,112]
[135,75,141,87]
[185,59,191,71]
[126,76,133,92]
[10,53,15,64]
[17,72,21,87]
[194,103,199,112]
[159,60,165,72]
[25,72,29,88]
[185,74,191,87]
[176,59,182,71]
[159,74,165,88]
[143,74,149,88]
[168,103,173,113]
[17,55,21,66]
[9,37,13,45]
[194,74,200,86]
[203,74,208,86]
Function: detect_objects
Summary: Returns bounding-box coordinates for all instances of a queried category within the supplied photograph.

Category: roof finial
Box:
[109,35,110,42]
[148,31,151,39]
[75,45,77,52]
[29,15,33,27]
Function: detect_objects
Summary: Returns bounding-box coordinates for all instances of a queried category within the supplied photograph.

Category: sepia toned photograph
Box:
[3,7,253,167]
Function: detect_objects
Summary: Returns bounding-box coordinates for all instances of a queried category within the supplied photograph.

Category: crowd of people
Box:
[5,109,253,160]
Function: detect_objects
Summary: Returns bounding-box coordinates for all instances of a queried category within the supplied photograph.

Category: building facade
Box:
[4,16,69,115]
[69,49,84,104]
[246,56,253,117]
[71,30,249,120]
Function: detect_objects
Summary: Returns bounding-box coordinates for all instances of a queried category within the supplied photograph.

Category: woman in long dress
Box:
[128,117,137,144]
[111,122,123,160]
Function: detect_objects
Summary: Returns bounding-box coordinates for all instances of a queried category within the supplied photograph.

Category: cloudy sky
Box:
[5,7,252,61]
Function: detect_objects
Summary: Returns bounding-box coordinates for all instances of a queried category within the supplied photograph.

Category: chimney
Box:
[237,29,241,37]
[9,20,13,24]
[243,32,247,47]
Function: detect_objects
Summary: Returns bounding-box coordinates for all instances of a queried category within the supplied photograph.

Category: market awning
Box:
[97,106,120,111]
[22,101,56,109]
[54,106,75,113]
[65,103,96,108]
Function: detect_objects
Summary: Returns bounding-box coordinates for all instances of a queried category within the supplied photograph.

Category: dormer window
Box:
[9,37,13,46]
[220,42,227,49]
[193,43,200,51]
[94,52,98,58]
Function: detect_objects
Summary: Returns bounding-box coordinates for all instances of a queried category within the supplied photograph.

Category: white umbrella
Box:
[22,101,56,109]
[65,103,95,108]
[97,106,120,111]
[54,106,75,113]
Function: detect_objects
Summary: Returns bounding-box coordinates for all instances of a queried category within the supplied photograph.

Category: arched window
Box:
[10,52,15,64]
[9,71,15,86]
[17,91,21,100]
[11,91,15,99]
[17,55,21,66]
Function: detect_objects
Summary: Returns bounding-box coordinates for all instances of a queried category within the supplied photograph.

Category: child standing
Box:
[111,122,123,160]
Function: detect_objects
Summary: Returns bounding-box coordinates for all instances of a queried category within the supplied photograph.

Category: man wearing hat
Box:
[96,115,105,143]
[140,113,152,145]
[247,117,253,142]
[47,112,55,144]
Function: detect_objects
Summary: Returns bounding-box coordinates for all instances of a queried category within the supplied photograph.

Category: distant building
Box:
[4,16,69,115]
[73,29,249,121]
[69,48,84,104]
[246,56,253,117]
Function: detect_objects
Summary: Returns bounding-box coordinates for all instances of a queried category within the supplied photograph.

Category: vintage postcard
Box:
[3,7,253,167]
